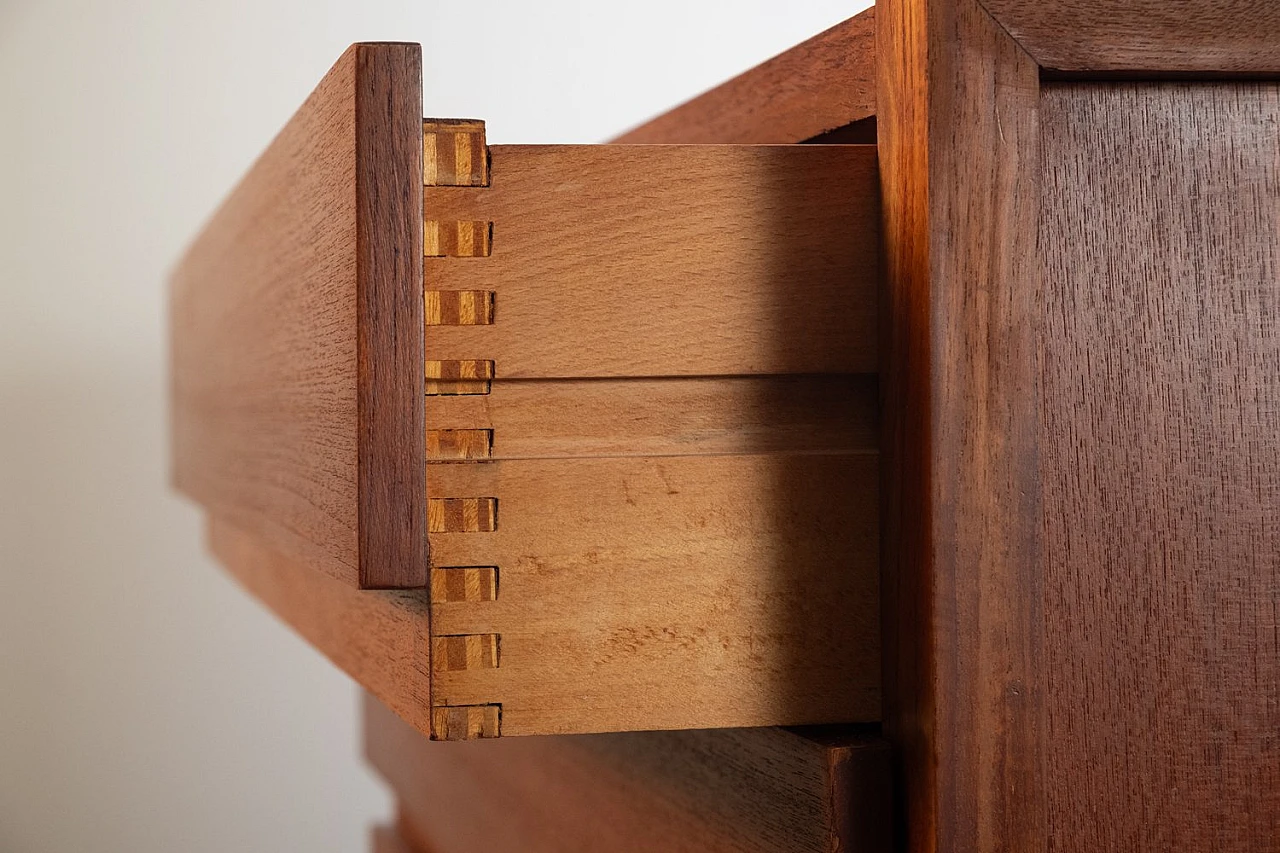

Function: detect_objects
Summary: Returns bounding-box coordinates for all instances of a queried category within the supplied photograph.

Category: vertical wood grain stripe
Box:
[423,131,437,185]
[430,566,498,603]
[424,220,491,257]
[422,119,488,187]
[426,428,493,460]
[427,497,497,533]
[432,634,499,673]
[424,290,494,325]
[432,705,500,740]
[424,360,493,396]
[454,132,472,185]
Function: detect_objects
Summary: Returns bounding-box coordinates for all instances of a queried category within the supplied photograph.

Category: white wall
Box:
[0,1,872,850]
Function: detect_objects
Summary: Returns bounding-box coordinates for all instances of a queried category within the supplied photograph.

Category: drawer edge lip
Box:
[354,42,428,591]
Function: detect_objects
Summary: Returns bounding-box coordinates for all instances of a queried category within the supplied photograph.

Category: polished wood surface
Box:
[978,0,1280,73]
[171,43,425,589]
[364,692,892,853]
[423,144,879,378]
[1040,81,1280,850]
[877,1,1045,850]
[878,1,1280,850]
[613,7,876,144]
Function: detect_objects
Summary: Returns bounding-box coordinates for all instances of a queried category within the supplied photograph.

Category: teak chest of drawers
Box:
[171,44,882,739]
[172,3,1280,850]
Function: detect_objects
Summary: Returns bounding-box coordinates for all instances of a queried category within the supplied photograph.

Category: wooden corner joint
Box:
[423,118,493,262]
[424,359,494,396]
[423,118,488,187]
[433,633,500,672]
[427,497,497,533]
[432,704,501,740]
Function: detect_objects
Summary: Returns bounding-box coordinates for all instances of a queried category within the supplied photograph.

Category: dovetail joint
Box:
[423,119,489,187]
[430,566,498,603]
[425,360,494,396]
[425,220,492,258]
[432,704,501,740]
[426,428,493,461]
[427,497,497,533]
[432,633,500,674]
[425,290,494,326]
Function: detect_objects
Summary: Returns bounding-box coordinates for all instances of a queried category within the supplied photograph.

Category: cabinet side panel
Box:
[1041,82,1280,851]
[611,7,876,144]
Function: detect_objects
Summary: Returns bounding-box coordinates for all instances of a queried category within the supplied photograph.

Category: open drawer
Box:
[170,42,880,739]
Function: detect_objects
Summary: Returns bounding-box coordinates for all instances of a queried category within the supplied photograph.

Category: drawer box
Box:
[171,42,880,739]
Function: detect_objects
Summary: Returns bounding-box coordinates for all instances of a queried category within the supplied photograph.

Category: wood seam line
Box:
[424,360,494,396]
[431,704,501,740]
[427,497,497,533]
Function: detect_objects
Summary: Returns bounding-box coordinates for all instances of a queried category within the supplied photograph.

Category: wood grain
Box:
[424,375,878,460]
[171,43,425,589]
[426,497,497,534]
[427,454,880,734]
[431,705,500,741]
[425,428,492,461]
[424,359,492,396]
[432,633,499,673]
[978,0,1280,73]
[424,290,493,326]
[206,451,879,740]
[209,517,432,736]
[877,1,1044,850]
[423,118,487,187]
[429,566,497,603]
[423,219,490,258]
[613,7,875,144]
[364,691,893,853]
[423,144,879,378]
[1040,81,1280,852]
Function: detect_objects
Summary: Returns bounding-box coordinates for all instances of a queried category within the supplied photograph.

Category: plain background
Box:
[0,1,873,850]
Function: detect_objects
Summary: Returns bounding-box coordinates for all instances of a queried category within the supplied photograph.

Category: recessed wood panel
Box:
[1040,82,1280,851]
